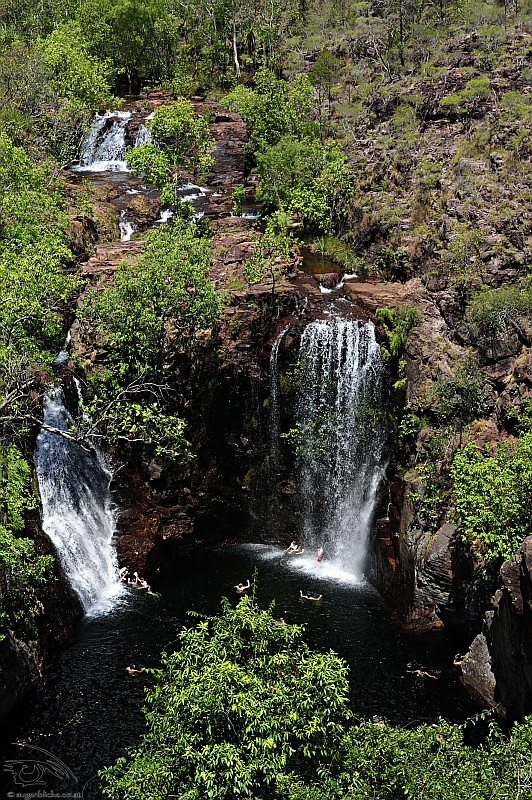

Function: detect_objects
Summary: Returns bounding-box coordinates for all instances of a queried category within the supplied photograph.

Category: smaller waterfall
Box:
[269,326,290,486]
[119,210,136,241]
[294,318,387,580]
[75,110,131,172]
[35,390,125,614]
[157,208,174,223]
[134,124,152,147]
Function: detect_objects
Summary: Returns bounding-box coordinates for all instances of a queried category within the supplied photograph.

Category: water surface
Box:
[1,544,476,798]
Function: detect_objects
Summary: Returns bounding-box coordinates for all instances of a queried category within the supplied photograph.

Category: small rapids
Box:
[74,110,131,172]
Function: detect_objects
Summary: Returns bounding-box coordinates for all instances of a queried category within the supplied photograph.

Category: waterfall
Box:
[134,124,152,147]
[269,326,289,487]
[75,110,131,172]
[119,210,136,241]
[294,318,387,580]
[34,390,125,614]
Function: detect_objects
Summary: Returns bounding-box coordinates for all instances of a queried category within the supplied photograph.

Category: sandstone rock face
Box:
[461,633,497,710]
[461,537,532,719]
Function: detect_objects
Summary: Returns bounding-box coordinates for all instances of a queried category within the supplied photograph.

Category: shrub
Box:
[101,595,351,799]
[451,432,532,561]
[467,283,532,337]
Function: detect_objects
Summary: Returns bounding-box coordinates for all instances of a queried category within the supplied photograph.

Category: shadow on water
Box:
[0,544,477,798]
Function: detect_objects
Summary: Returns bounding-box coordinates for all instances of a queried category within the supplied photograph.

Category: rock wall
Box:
[0,520,81,724]
[461,537,532,720]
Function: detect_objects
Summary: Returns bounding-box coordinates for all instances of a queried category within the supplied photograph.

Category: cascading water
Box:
[34,390,125,614]
[119,210,136,241]
[75,110,131,172]
[293,318,387,580]
[134,124,152,147]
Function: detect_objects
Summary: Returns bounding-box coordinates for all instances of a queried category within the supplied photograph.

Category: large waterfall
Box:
[34,390,125,614]
[75,110,131,172]
[293,318,387,580]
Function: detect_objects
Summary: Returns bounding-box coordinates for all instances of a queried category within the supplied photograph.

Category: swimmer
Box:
[235,579,251,593]
[316,546,324,562]
[286,541,305,554]
[126,664,146,676]
[118,566,129,582]
[299,590,322,602]
[407,668,438,680]
[128,571,150,590]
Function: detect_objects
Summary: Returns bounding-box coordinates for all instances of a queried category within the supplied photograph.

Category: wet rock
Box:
[0,521,81,724]
[125,194,161,230]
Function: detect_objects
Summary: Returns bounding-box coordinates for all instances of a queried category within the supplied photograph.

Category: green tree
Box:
[451,432,532,561]
[39,22,116,113]
[127,101,213,205]
[0,133,76,446]
[76,0,182,92]
[308,48,340,132]
[80,220,220,458]
[222,70,317,156]
[255,136,353,232]
[243,211,298,300]
[101,594,351,800]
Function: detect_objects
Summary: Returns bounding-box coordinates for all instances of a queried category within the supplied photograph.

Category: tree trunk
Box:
[232,20,241,80]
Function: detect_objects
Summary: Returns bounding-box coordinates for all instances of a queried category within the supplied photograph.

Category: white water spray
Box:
[34,390,125,614]
[294,318,387,580]
[119,210,136,241]
[75,110,131,172]
[134,124,152,147]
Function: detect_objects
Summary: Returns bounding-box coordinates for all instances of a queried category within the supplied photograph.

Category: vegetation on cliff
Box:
[80,220,221,459]
[0,133,75,638]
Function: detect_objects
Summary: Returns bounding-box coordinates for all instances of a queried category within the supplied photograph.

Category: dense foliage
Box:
[223,71,355,233]
[127,101,213,205]
[102,598,532,800]
[0,134,73,638]
[0,445,52,640]
[0,0,530,784]
[101,595,351,799]
[451,433,532,561]
[80,220,221,458]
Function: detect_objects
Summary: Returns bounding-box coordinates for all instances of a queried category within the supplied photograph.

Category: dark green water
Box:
[1,543,476,798]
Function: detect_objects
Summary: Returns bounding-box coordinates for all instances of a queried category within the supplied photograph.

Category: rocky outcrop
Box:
[0,521,81,724]
[461,537,532,720]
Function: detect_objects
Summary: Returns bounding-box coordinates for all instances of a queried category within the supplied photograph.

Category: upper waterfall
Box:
[75,110,131,172]
[34,390,125,614]
[293,318,387,580]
